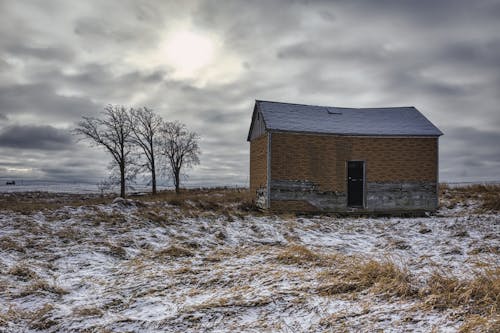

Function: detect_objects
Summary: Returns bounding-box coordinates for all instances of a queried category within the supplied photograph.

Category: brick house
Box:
[247,100,443,213]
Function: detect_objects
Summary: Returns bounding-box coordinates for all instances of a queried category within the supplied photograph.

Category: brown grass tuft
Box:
[55,226,81,242]
[353,259,415,297]
[156,245,194,258]
[8,264,38,281]
[276,244,324,266]
[105,242,127,259]
[458,314,500,333]
[420,267,499,315]
[73,306,103,317]
[0,304,57,330]
[0,236,25,253]
[28,304,58,330]
[318,257,415,298]
[92,211,127,225]
[19,279,69,297]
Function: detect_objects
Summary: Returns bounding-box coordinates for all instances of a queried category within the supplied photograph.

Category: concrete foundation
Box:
[269,179,346,211]
[268,179,438,213]
[366,182,437,211]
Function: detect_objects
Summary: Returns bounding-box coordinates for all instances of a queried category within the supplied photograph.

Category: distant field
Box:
[0,187,498,332]
[0,182,247,195]
[0,183,169,194]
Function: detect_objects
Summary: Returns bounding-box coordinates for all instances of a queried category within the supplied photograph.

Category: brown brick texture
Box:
[249,134,267,194]
[270,132,438,192]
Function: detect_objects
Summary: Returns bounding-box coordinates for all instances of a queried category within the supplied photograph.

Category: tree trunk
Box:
[120,162,126,198]
[174,170,180,194]
[152,173,157,194]
[151,159,157,195]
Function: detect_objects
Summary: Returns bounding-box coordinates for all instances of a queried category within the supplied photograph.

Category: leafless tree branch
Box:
[73,105,135,197]
[158,121,200,194]
[128,107,162,194]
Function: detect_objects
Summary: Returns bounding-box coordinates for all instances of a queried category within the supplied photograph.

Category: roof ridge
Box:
[256,99,415,110]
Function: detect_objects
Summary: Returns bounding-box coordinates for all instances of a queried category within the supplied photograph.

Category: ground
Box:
[0,187,498,332]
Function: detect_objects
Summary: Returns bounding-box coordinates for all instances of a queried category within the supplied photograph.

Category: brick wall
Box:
[270,132,438,192]
[249,133,268,195]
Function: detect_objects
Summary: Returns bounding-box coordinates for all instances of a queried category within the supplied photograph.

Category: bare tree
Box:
[158,121,200,194]
[74,105,134,198]
[129,107,162,195]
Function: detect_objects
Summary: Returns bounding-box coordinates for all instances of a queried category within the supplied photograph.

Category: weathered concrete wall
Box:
[269,180,437,212]
[269,180,346,212]
[365,181,438,211]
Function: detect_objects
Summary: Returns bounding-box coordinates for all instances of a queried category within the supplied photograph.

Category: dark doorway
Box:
[347,161,364,207]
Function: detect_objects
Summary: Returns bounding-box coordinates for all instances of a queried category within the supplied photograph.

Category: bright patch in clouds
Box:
[161,30,216,77]
[127,28,242,85]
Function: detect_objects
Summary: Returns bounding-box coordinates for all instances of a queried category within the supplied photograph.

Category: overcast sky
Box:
[1,0,499,186]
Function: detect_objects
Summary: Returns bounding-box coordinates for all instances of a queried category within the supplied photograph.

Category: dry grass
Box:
[19,279,69,297]
[276,244,325,266]
[317,257,415,298]
[0,236,25,253]
[156,245,194,258]
[90,211,127,225]
[316,255,498,328]
[348,259,415,297]
[277,245,415,298]
[55,226,82,242]
[420,267,499,315]
[134,187,259,214]
[458,314,500,333]
[318,306,371,329]
[28,303,58,330]
[73,306,103,317]
[190,295,273,311]
[0,304,57,330]
[8,264,38,281]
[0,188,259,220]
[441,184,500,212]
[0,191,112,214]
[105,242,127,259]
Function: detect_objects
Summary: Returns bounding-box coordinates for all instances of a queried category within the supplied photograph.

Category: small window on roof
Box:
[327,111,342,115]
[327,107,342,115]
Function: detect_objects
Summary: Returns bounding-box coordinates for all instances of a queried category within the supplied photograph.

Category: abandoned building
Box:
[248,100,443,213]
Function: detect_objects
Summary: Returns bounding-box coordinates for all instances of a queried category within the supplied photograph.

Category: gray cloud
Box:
[3,43,74,62]
[0,83,99,123]
[0,125,73,150]
[440,127,500,181]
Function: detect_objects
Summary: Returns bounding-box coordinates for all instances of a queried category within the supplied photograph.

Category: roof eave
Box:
[268,128,443,137]
[246,102,258,142]
[247,101,270,142]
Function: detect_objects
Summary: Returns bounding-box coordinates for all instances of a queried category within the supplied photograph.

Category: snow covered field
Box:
[0,189,498,332]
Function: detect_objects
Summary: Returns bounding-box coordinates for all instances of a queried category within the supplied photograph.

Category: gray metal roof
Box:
[251,100,443,139]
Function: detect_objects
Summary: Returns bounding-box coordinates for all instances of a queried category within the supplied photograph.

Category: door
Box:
[347,161,364,207]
